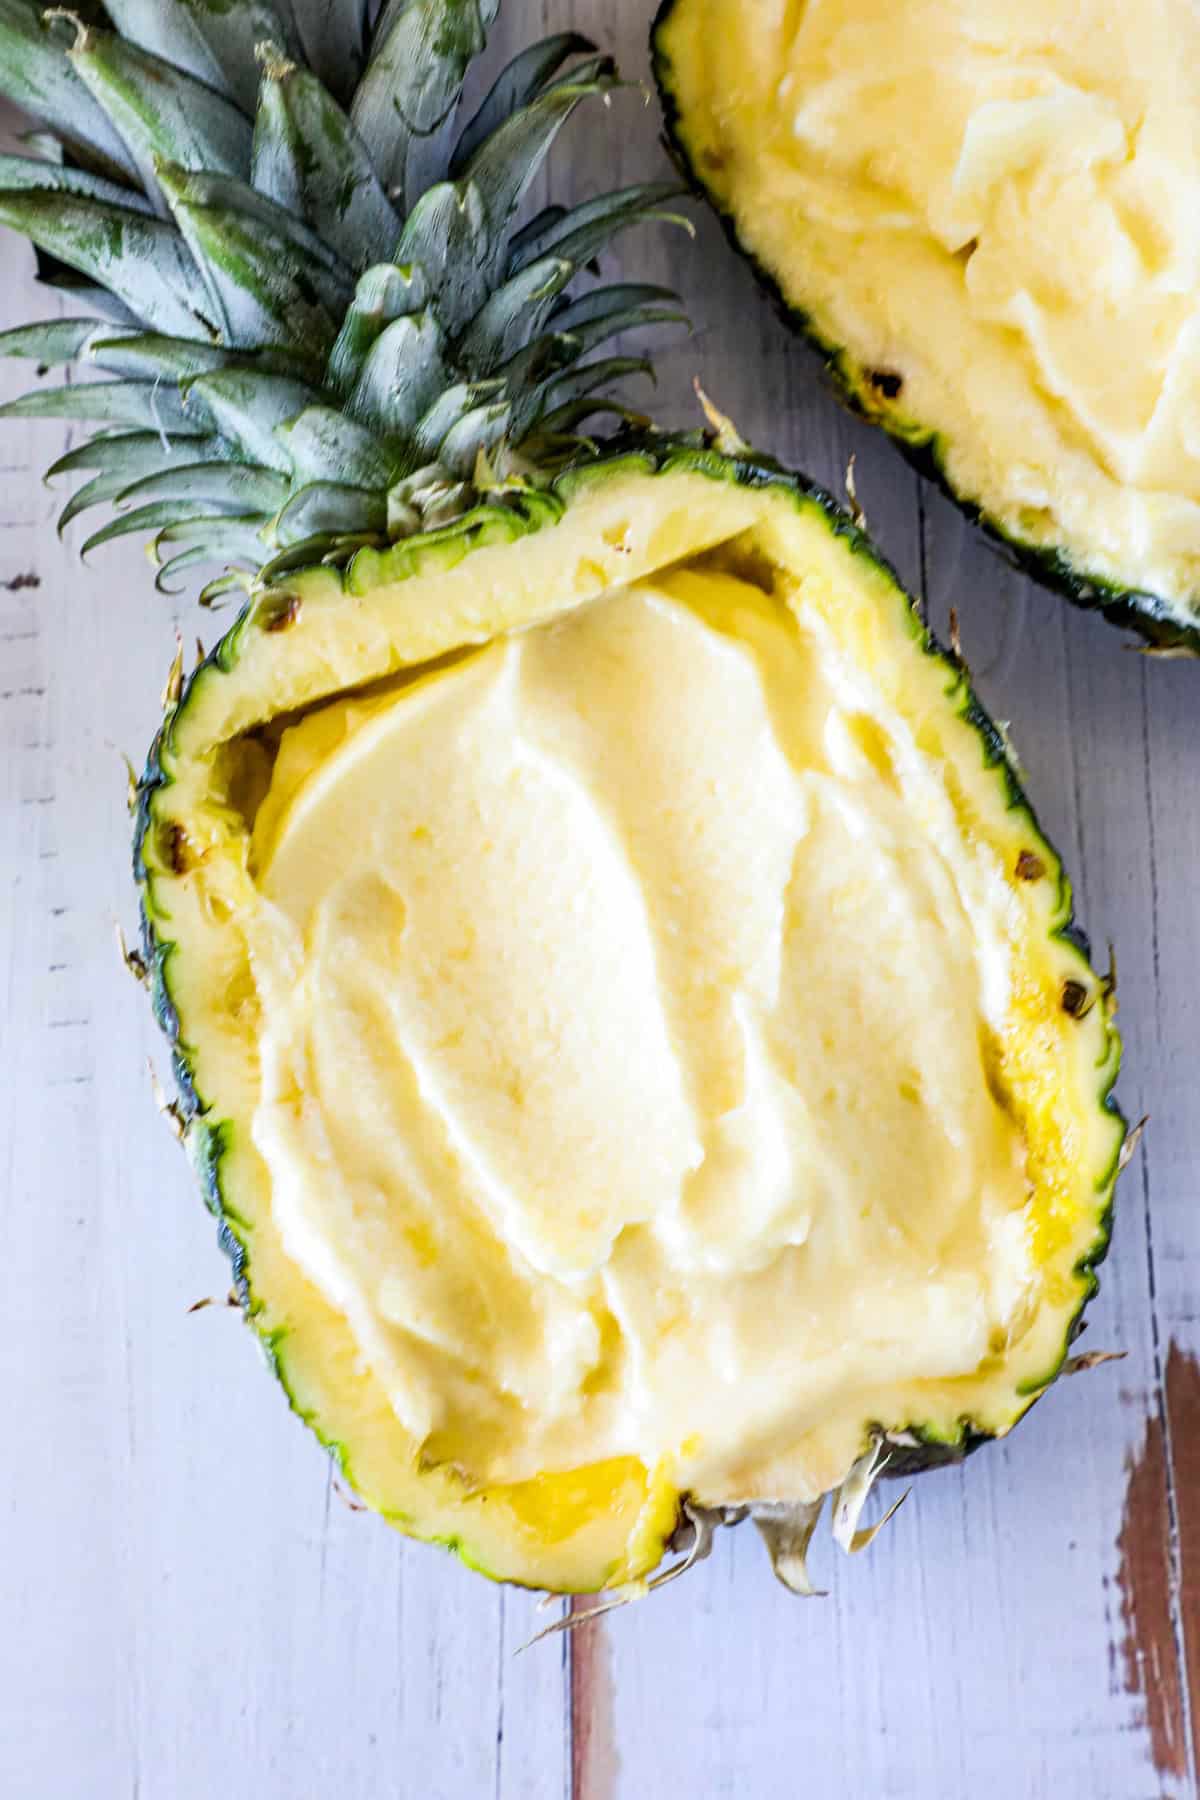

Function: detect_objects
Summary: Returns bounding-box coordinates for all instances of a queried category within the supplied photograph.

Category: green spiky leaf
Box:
[82,496,212,555]
[30,245,144,325]
[0,11,689,599]
[85,333,304,385]
[464,65,615,262]
[552,282,683,335]
[46,428,211,482]
[103,0,301,117]
[54,436,217,532]
[252,54,401,270]
[410,380,501,460]
[458,256,573,373]
[271,480,385,546]
[395,180,490,333]
[514,355,652,438]
[350,0,499,198]
[0,188,212,337]
[153,513,265,560]
[438,398,509,472]
[325,261,429,394]
[63,20,254,203]
[0,0,139,181]
[183,370,323,473]
[115,462,290,516]
[154,540,228,595]
[276,406,398,488]
[0,150,154,211]
[346,311,447,436]
[0,315,108,365]
[509,183,688,273]
[99,0,232,101]
[449,33,593,176]
[156,164,347,354]
[0,377,191,431]
[529,395,647,442]
[56,465,154,534]
[288,0,370,108]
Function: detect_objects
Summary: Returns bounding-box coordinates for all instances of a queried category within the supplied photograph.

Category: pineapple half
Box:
[0,1,1126,1597]
[653,0,1200,652]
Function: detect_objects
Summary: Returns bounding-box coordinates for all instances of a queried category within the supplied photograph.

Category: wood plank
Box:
[557,8,1197,1796]
[1016,555,1200,1794]
[921,500,1190,1800]
[585,478,1184,1800]
[0,101,570,1798]
[2,5,1198,1794]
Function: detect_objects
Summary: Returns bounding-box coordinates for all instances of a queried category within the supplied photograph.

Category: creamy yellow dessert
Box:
[140,462,1122,1589]
[248,571,1035,1500]
[656,0,1200,631]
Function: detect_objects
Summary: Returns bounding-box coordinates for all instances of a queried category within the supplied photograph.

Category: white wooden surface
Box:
[3,4,1199,1795]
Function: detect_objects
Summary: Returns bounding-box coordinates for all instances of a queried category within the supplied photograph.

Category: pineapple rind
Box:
[134,442,1125,1593]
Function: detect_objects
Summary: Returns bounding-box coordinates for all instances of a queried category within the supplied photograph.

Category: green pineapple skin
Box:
[650,0,1200,657]
[133,441,1126,1586]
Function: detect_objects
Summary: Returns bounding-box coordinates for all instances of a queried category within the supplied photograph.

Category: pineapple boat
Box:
[653,0,1200,651]
[0,1,1126,1597]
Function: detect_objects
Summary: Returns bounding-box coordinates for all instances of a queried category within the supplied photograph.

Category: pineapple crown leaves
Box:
[0,0,690,598]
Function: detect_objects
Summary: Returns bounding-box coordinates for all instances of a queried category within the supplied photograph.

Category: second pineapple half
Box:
[654,0,1200,650]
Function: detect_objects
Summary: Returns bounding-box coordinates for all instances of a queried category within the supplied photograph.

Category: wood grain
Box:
[2,4,1200,1796]
[1118,1399,1188,1779]
[571,1599,619,1800]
